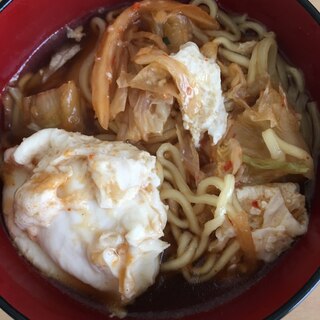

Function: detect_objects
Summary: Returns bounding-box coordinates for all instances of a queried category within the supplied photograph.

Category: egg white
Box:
[3,129,169,303]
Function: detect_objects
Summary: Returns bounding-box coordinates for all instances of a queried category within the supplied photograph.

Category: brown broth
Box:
[0,3,312,319]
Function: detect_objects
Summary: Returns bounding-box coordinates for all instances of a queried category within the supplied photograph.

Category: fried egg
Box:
[172,42,227,147]
[3,128,168,304]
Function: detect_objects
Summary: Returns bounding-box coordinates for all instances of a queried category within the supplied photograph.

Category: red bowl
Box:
[0,1,320,319]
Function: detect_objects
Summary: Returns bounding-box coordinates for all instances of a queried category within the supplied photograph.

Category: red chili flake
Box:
[88,154,95,160]
[223,160,233,172]
[132,2,141,11]
[235,181,242,188]
[252,200,259,209]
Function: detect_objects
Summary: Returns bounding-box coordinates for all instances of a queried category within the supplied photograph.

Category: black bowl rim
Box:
[265,267,320,320]
[0,298,27,320]
[0,0,320,319]
[0,0,13,12]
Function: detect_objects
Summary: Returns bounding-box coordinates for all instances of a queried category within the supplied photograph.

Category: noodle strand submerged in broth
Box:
[1,0,319,310]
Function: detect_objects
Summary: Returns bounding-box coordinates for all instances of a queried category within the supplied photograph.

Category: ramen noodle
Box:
[1,0,319,314]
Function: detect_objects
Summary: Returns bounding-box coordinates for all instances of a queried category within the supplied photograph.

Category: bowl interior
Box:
[0,1,320,319]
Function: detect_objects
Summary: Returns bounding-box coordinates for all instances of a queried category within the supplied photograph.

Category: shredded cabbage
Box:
[243,155,309,174]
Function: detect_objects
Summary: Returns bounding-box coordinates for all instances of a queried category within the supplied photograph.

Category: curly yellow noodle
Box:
[218,48,250,68]
[197,176,225,193]
[167,209,189,229]
[4,0,319,287]
[190,21,210,43]
[177,232,193,256]
[147,128,177,144]
[182,240,240,283]
[214,174,235,218]
[231,13,247,24]
[262,129,286,161]
[190,0,218,17]
[158,144,228,212]
[258,35,277,75]
[191,254,217,275]
[286,66,305,93]
[192,234,209,260]
[171,224,182,241]
[192,176,224,217]
[308,102,320,158]
[192,0,242,41]
[106,7,125,23]
[301,111,313,152]
[161,188,201,235]
[163,169,175,185]
[162,181,190,229]
[157,143,187,180]
[78,18,107,103]
[275,131,312,162]
[262,128,314,177]
[276,54,289,90]
[158,137,251,281]
[287,84,299,106]
[7,87,24,134]
[207,11,241,41]
[161,236,198,271]
[79,51,95,103]
[192,203,205,215]
[295,92,309,113]
[214,37,256,55]
[248,35,277,85]
[17,73,33,91]
[204,215,225,237]
[156,160,164,184]
[239,21,267,39]
[247,43,258,84]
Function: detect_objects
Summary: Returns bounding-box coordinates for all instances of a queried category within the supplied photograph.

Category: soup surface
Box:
[1,0,319,317]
